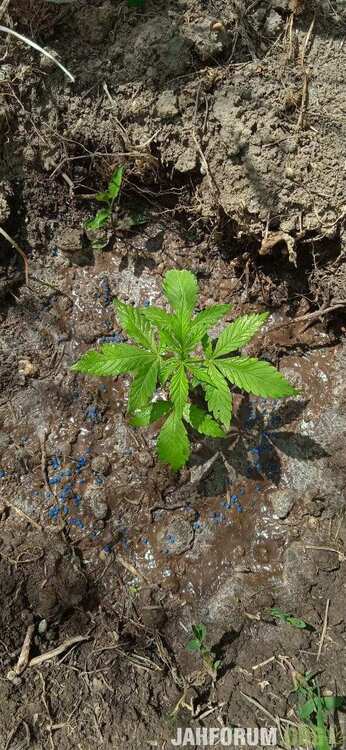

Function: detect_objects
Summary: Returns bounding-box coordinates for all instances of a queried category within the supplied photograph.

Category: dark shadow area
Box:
[191,397,329,489]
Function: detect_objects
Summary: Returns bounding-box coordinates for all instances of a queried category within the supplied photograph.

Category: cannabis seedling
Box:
[186,624,221,680]
[72,269,298,470]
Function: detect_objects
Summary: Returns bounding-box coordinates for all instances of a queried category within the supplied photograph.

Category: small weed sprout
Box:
[287,672,345,750]
[72,269,298,470]
[186,624,221,680]
[85,166,124,236]
[267,607,310,629]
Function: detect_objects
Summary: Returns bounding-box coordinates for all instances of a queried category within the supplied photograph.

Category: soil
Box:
[0,1,346,748]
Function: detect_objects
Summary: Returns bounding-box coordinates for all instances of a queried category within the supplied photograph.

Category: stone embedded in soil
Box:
[0,193,10,223]
[91,455,111,476]
[156,91,179,119]
[85,486,108,520]
[0,432,10,453]
[158,517,194,556]
[56,227,92,266]
[265,9,283,35]
[270,489,296,519]
[283,541,317,592]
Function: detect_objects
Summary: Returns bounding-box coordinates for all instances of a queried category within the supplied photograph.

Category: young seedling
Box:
[186,624,221,680]
[72,269,298,470]
[85,166,124,236]
[266,607,310,629]
[287,672,345,750]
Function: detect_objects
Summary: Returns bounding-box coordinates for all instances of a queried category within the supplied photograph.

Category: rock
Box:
[270,489,296,518]
[0,432,10,453]
[175,148,197,174]
[91,455,111,476]
[265,10,284,35]
[301,489,325,517]
[156,91,179,118]
[38,619,48,635]
[85,486,108,520]
[77,2,116,44]
[283,541,317,590]
[0,193,10,223]
[18,359,39,378]
[40,47,61,73]
[157,516,194,556]
[56,227,93,266]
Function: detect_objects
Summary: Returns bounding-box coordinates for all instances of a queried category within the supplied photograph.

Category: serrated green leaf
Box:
[140,307,181,351]
[201,333,213,357]
[204,363,233,430]
[108,166,124,199]
[186,304,232,349]
[216,357,299,398]
[114,300,157,351]
[214,312,269,357]
[157,413,190,470]
[128,360,159,411]
[140,306,175,330]
[163,269,198,318]
[170,363,189,417]
[71,344,156,377]
[129,400,172,427]
[159,328,181,353]
[185,404,226,438]
[85,207,110,230]
[159,357,178,384]
[187,363,214,386]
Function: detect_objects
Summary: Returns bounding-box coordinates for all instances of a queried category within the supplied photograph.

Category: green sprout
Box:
[267,607,310,629]
[85,166,124,233]
[186,624,221,680]
[286,672,345,750]
[71,269,298,470]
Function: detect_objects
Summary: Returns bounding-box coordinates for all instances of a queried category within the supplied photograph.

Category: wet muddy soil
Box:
[0,1,346,748]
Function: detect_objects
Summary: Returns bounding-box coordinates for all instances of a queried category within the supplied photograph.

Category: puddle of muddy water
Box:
[1,248,344,619]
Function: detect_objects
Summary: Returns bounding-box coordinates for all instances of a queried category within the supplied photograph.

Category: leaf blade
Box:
[129,400,172,427]
[108,166,124,199]
[71,343,157,376]
[186,303,232,349]
[214,312,269,357]
[204,363,233,430]
[85,207,110,230]
[163,269,198,317]
[114,300,157,351]
[170,363,189,417]
[185,404,226,438]
[157,413,190,470]
[128,360,159,411]
[216,357,299,398]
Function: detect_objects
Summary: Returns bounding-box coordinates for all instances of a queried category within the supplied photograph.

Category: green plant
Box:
[71,269,298,470]
[287,672,345,750]
[85,166,124,233]
[267,607,309,629]
[186,624,221,679]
